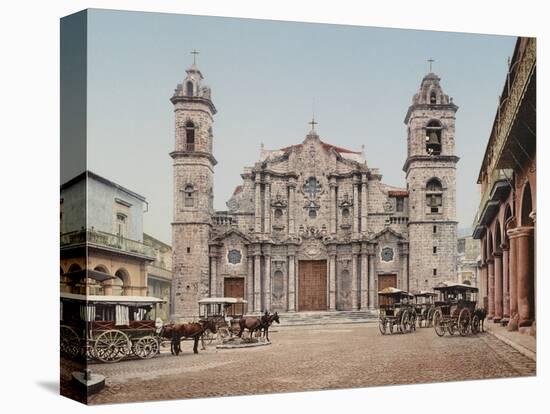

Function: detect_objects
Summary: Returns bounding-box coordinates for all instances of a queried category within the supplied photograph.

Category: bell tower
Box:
[404,68,459,291]
[170,52,217,319]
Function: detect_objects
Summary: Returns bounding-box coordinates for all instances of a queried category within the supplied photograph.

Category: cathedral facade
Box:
[171,61,459,318]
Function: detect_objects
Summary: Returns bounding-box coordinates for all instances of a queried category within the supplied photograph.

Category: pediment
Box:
[210,227,252,244]
[370,227,406,243]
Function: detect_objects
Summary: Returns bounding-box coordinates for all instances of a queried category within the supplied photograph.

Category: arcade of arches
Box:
[478,178,535,331]
[473,37,536,333]
[60,253,148,297]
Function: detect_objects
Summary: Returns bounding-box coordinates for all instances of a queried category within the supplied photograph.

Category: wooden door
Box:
[378,274,397,306]
[298,260,327,311]
[224,277,245,315]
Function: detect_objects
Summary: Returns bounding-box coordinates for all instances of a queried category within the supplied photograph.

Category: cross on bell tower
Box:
[191,49,200,65]
[308,116,318,132]
[427,58,435,72]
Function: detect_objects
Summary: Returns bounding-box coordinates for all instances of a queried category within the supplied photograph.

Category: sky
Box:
[83,9,516,244]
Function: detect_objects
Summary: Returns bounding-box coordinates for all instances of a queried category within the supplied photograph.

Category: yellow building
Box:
[144,233,173,320]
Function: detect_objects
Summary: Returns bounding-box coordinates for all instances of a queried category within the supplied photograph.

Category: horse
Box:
[161,319,217,355]
[261,312,280,342]
[474,308,487,332]
[238,311,271,340]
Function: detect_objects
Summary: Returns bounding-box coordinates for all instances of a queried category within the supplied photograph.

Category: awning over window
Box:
[63,269,116,282]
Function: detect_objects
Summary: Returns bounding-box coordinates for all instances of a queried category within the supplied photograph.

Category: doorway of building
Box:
[224,277,245,315]
[378,273,397,306]
[298,260,327,311]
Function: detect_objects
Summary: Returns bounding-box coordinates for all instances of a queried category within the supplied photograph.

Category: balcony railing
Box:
[61,229,156,259]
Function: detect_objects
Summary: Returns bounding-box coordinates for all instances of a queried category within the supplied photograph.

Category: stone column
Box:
[254,248,262,312]
[328,247,336,310]
[351,245,359,310]
[493,251,503,323]
[502,244,510,323]
[400,243,409,292]
[288,248,296,312]
[254,175,262,233]
[360,173,368,233]
[288,180,296,235]
[515,226,534,327]
[360,246,368,310]
[209,253,218,297]
[368,248,376,309]
[353,178,359,238]
[487,258,495,320]
[247,253,254,308]
[478,263,487,310]
[507,228,519,321]
[295,259,300,311]
[329,178,337,235]
[263,245,271,311]
[264,176,271,235]
[103,282,113,296]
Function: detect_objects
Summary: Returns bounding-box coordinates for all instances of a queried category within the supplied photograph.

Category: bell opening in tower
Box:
[425,120,442,155]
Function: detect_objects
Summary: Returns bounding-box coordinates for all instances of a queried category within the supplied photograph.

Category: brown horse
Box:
[261,312,280,342]
[161,319,217,355]
[238,311,270,340]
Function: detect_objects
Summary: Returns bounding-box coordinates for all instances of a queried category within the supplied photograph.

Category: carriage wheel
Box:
[471,315,480,335]
[60,325,81,359]
[427,308,435,328]
[94,330,131,363]
[433,309,445,337]
[378,318,387,335]
[458,308,471,336]
[133,336,159,359]
[203,329,215,345]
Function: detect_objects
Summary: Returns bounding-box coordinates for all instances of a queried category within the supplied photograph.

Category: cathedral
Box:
[170,59,459,318]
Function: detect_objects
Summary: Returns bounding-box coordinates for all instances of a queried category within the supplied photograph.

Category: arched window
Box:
[184,184,195,208]
[425,120,442,155]
[426,178,443,213]
[430,91,437,104]
[426,178,442,192]
[185,121,195,151]
[113,269,128,296]
[68,263,82,273]
[521,182,533,226]
[186,81,194,96]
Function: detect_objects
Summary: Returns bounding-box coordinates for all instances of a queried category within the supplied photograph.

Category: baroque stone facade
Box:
[171,61,459,318]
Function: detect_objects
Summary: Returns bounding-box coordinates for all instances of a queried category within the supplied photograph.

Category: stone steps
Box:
[273,310,379,326]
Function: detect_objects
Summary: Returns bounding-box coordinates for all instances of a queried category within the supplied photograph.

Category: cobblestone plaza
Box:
[60,325,535,404]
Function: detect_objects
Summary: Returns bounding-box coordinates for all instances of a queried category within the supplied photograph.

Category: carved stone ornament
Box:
[338,193,354,208]
[227,249,242,264]
[381,246,394,262]
[299,225,324,239]
[271,192,288,208]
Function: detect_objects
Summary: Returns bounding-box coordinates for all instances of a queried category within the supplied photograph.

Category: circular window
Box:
[381,247,394,262]
[274,208,283,219]
[227,249,242,264]
[309,209,317,219]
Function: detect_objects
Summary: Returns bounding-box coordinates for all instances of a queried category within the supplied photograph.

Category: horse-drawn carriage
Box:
[198,297,248,344]
[412,291,437,328]
[60,292,165,363]
[432,282,480,336]
[378,287,416,335]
